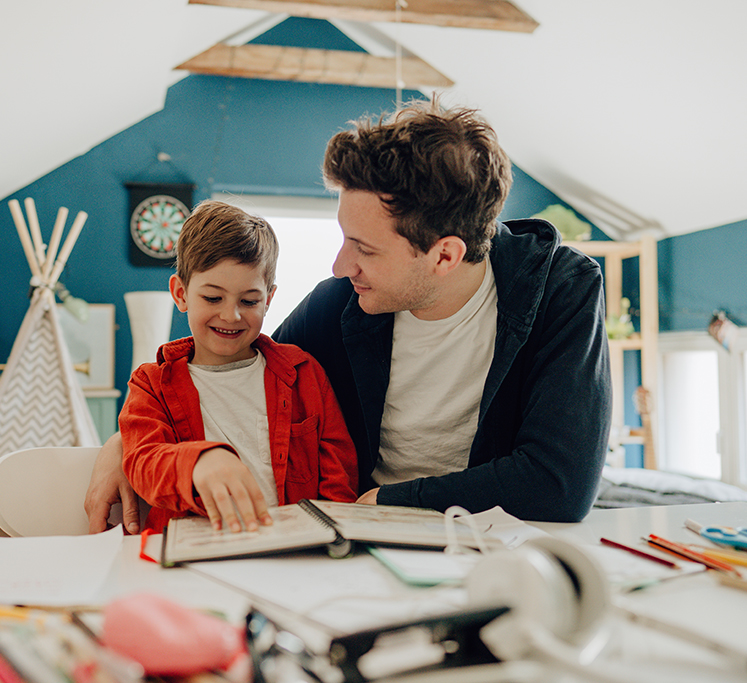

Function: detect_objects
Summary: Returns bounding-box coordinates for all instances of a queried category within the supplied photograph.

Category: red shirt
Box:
[120,334,358,531]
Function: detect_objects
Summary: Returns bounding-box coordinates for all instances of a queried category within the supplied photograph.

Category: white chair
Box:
[0,446,121,536]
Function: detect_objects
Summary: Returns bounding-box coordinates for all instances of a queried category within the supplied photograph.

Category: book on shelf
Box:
[161,499,503,567]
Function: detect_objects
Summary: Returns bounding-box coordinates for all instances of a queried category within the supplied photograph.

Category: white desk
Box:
[529,503,747,680]
[90,533,252,624]
[530,500,747,547]
[76,504,747,682]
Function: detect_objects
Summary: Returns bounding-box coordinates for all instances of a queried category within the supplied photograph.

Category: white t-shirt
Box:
[188,352,279,507]
[373,260,498,485]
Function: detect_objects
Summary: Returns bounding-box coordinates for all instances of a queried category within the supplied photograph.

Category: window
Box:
[218,195,342,335]
[659,348,720,478]
[659,330,747,487]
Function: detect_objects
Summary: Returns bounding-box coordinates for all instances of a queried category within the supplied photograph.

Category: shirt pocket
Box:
[286,414,320,484]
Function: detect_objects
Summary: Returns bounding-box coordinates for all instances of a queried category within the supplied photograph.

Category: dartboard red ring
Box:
[130,194,189,259]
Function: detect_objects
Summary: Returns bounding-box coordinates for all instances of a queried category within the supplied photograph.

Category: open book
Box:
[161,500,504,567]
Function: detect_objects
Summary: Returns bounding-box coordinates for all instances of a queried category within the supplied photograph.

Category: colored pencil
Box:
[646,534,740,575]
[685,544,747,568]
[600,537,679,569]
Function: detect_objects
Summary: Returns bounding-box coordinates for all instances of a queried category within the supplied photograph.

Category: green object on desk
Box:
[367,546,477,587]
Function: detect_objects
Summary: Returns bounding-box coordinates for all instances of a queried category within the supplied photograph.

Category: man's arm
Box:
[84,432,142,534]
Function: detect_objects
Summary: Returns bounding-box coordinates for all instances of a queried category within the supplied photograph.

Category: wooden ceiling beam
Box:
[176,43,454,88]
[188,0,539,33]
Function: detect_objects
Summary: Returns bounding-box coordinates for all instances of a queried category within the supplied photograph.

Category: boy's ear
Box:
[265,284,277,313]
[169,274,189,312]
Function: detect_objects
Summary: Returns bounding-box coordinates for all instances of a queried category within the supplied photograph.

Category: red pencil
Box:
[600,537,679,569]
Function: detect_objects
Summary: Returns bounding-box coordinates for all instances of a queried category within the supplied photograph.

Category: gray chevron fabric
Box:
[0,305,77,455]
[0,287,100,457]
[2,200,100,458]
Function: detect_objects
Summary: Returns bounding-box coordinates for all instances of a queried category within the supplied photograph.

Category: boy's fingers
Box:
[230,485,260,532]
[200,491,226,532]
[213,485,246,533]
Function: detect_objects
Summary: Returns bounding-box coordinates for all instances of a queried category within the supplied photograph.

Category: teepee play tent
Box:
[0,198,100,456]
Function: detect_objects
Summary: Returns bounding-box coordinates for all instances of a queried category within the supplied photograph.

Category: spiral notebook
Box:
[161,500,503,567]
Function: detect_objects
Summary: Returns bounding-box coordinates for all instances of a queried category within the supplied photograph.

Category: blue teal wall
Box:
[0,18,579,407]
[4,16,741,469]
[659,218,747,331]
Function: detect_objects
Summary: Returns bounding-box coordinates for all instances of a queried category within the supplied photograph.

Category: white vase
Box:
[124,291,174,373]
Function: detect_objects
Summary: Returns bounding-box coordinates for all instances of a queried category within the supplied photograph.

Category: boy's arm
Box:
[120,368,271,530]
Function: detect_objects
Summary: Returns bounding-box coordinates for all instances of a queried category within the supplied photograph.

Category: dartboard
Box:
[130,195,189,259]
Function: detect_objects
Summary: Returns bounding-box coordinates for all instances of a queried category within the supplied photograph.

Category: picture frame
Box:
[57,303,116,390]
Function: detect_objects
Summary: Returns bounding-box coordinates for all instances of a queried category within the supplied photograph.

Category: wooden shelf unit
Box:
[565,236,659,468]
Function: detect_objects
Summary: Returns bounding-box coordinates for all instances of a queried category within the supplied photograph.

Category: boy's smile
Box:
[170,259,275,366]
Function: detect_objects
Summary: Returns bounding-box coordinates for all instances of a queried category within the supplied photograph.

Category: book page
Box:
[163,505,336,565]
[309,501,503,549]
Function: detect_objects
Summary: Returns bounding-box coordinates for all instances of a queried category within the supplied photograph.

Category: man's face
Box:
[332,190,438,317]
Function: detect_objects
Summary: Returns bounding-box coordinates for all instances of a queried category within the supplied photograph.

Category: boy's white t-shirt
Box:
[188,351,279,507]
[373,260,498,486]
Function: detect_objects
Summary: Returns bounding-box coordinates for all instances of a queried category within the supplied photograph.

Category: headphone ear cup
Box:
[465,537,611,663]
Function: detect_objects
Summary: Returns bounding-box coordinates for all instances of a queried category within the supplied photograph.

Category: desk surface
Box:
[531,500,747,546]
[80,503,747,682]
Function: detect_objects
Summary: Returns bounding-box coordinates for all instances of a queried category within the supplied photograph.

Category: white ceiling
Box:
[2,0,745,240]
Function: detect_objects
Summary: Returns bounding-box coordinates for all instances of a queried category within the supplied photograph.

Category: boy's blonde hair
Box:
[176,200,279,288]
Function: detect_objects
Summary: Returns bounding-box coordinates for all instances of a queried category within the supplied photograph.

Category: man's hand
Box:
[84,432,142,535]
[356,487,379,505]
[192,448,273,533]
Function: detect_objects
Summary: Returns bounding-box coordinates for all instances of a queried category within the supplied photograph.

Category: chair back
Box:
[0,447,109,536]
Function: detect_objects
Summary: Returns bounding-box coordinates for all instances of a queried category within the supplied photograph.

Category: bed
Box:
[594,466,747,508]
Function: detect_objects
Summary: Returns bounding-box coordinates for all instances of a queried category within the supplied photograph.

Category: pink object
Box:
[101,593,247,676]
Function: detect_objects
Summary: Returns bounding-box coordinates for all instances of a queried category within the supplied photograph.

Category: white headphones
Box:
[464,536,747,683]
[466,536,611,666]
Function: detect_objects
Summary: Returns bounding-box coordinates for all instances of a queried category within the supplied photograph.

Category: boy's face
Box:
[170,259,275,366]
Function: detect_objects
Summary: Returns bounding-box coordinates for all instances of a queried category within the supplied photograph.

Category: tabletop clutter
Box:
[3,504,747,683]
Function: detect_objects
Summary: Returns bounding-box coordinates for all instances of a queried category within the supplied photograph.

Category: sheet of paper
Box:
[0,525,122,606]
[583,543,706,592]
[188,551,468,638]
[366,505,549,587]
[466,506,549,549]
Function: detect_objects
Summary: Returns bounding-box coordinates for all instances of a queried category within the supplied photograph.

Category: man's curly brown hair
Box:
[323,99,513,262]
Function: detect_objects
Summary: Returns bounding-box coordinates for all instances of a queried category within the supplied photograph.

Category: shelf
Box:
[568,236,658,468]
[608,335,643,351]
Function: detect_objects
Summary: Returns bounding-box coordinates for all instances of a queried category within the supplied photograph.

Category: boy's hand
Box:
[192,448,273,533]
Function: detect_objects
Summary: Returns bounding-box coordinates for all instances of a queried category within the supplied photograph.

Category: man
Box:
[85,99,611,533]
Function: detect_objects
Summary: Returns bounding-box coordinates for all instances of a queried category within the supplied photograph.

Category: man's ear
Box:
[431,236,467,275]
[169,274,189,312]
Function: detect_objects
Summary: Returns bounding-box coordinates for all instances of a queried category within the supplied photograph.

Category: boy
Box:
[119,200,358,533]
